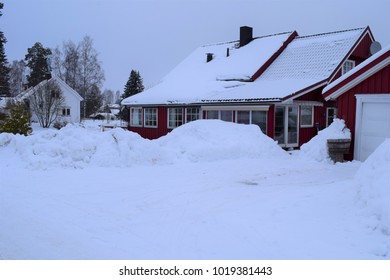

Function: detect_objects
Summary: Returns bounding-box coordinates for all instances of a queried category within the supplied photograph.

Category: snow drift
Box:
[299,119,351,162]
[0,120,287,169]
[356,139,390,240]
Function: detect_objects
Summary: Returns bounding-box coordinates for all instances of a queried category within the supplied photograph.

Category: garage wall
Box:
[355,95,390,161]
[337,64,390,160]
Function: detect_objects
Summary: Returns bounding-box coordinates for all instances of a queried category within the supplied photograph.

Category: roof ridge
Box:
[296,27,365,39]
[253,31,295,40]
[201,31,294,48]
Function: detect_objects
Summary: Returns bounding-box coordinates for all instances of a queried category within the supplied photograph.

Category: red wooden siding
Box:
[350,33,373,63]
[336,64,390,160]
[128,106,171,139]
[329,32,373,84]
[298,105,326,146]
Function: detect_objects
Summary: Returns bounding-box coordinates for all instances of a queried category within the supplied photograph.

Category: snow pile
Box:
[356,139,390,240]
[156,120,287,162]
[0,120,286,169]
[299,119,351,162]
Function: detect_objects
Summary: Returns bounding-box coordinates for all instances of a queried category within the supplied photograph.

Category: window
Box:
[220,110,233,122]
[186,108,200,123]
[236,111,250,124]
[251,111,267,134]
[342,60,355,75]
[130,107,142,127]
[168,108,183,128]
[326,107,338,127]
[144,108,158,127]
[60,107,70,116]
[300,105,313,127]
[205,110,219,119]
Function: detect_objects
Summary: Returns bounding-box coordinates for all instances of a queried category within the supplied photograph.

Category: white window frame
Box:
[251,110,267,134]
[342,59,355,75]
[60,107,71,116]
[167,107,184,129]
[185,107,201,123]
[236,110,267,133]
[130,107,143,127]
[300,105,314,127]
[205,110,219,119]
[144,108,158,128]
[326,107,338,127]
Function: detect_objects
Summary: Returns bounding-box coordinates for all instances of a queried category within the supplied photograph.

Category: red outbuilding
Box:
[323,45,390,161]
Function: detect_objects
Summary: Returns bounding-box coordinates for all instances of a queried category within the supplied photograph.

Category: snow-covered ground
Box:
[0,120,389,259]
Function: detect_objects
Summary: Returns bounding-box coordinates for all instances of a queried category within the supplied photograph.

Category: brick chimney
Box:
[240,26,253,47]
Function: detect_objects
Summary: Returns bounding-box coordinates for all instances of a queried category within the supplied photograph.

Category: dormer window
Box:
[342,59,355,75]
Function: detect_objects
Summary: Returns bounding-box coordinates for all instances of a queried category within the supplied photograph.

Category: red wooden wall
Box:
[337,65,390,159]
[128,106,171,140]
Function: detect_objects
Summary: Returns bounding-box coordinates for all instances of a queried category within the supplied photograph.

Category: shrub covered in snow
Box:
[299,119,351,163]
[356,139,390,239]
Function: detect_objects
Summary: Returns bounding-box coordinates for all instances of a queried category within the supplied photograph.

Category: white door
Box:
[355,95,390,161]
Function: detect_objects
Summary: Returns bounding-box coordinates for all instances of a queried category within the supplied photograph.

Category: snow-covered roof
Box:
[15,76,84,102]
[122,28,367,106]
[122,32,293,105]
[257,28,366,100]
[323,45,390,100]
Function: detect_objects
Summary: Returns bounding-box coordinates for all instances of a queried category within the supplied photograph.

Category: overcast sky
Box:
[2,0,390,92]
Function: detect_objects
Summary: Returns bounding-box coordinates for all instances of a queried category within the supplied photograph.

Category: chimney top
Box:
[240,26,253,47]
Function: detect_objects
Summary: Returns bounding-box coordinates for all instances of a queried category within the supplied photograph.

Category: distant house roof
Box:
[122,27,369,106]
[323,45,390,100]
[15,76,83,102]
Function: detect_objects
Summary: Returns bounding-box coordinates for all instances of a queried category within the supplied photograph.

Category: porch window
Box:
[236,111,250,124]
[251,111,267,134]
[144,108,158,128]
[130,107,142,127]
[186,108,200,123]
[300,105,314,127]
[220,110,233,122]
[342,59,355,75]
[274,107,285,144]
[205,110,219,119]
[168,108,183,129]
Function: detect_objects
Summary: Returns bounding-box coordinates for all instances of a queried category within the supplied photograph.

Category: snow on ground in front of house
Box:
[0,120,389,259]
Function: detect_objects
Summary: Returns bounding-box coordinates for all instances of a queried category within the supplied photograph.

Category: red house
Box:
[323,45,390,161]
[122,26,375,150]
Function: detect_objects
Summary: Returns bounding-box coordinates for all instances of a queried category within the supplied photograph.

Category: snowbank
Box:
[356,139,390,239]
[299,119,351,163]
[0,120,287,169]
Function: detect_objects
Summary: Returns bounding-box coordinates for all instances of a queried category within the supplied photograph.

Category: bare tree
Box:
[102,89,114,106]
[8,60,26,97]
[28,79,65,128]
[50,46,64,80]
[50,35,104,119]
[79,35,105,118]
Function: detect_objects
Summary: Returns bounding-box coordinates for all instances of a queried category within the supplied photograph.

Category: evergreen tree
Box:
[25,42,52,87]
[85,84,103,117]
[122,70,144,99]
[0,2,10,96]
[0,101,31,135]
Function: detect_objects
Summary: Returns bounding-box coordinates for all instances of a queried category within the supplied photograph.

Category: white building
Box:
[15,76,83,124]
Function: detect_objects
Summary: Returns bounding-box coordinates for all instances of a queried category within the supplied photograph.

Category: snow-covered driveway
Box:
[0,120,389,259]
